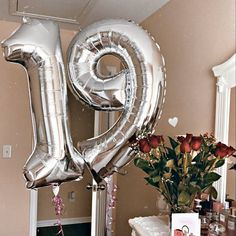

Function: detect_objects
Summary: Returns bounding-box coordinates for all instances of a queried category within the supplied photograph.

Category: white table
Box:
[128,215,170,236]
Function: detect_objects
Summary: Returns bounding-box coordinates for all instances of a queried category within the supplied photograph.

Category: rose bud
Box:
[180,140,191,153]
[190,136,202,151]
[227,146,236,156]
[139,138,151,153]
[139,138,149,146]
[185,133,193,142]
[139,143,151,153]
[148,135,160,148]
[214,142,229,158]
[177,136,185,143]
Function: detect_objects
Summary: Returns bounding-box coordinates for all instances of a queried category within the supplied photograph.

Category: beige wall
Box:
[116,0,236,235]
[0,20,31,236]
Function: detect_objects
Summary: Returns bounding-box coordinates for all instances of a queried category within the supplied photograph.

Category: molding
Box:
[37,217,91,228]
[212,53,236,203]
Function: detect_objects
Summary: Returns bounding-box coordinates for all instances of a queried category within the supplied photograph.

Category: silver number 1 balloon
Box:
[1,18,84,188]
[67,19,166,182]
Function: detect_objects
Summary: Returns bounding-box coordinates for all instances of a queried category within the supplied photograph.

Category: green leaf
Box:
[215,159,225,168]
[229,164,236,170]
[188,183,201,194]
[178,191,191,205]
[166,147,176,159]
[145,177,159,188]
[134,158,153,174]
[204,172,221,183]
[151,176,161,183]
[193,151,204,162]
[168,136,179,149]
[207,186,218,199]
[149,169,161,178]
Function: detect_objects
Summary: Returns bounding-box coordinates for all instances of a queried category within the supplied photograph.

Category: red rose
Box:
[148,135,164,148]
[180,140,191,153]
[214,142,229,158]
[139,138,151,153]
[139,138,148,146]
[148,135,159,148]
[177,136,185,143]
[227,146,236,156]
[190,136,202,151]
[177,134,192,143]
[185,133,193,142]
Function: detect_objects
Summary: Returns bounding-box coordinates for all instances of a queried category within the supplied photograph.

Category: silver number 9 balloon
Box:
[1,19,84,188]
[67,19,166,182]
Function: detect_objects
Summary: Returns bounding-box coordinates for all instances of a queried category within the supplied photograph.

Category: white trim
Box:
[91,111,99,236]
[29,132,38,236]
[37,217,91,228]
[212,53,236,203]
[91,111,107,236]
[29,190,38,236]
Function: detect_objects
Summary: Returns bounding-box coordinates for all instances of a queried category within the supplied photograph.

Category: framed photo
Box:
[171,213,201,236]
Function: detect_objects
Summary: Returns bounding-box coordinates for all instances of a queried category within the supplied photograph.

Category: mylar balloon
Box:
[67,19,166,182]
[1,18,85,188]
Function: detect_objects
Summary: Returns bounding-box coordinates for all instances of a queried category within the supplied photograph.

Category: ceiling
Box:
[0,0,170,30]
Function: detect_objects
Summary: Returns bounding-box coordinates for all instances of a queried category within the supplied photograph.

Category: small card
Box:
[171,213,201,236]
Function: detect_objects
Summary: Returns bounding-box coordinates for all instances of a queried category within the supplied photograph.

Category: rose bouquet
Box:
[132,133,236,213]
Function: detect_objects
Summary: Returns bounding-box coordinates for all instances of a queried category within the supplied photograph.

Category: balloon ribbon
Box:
[52,186,65,236]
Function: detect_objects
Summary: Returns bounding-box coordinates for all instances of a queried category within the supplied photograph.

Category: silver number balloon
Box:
[67,19,166,182]
[1,18,84,188]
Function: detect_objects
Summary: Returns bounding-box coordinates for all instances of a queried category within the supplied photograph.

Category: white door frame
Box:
[29,190,37,236]
[212,53,236,203]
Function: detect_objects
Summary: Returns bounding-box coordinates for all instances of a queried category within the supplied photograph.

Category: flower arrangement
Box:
[131,133,236,213]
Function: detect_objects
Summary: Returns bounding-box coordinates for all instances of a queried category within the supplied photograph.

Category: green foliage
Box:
[229,163,236,170]
[203,172,221,184]
[206,186,218,199]
[169,136,179,149]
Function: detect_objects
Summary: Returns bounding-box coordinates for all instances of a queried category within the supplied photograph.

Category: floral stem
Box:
[162,179,174,206]
[183,153,188,176]
[208,157,219,172]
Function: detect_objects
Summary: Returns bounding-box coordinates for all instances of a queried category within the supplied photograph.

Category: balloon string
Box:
[106,176,118,232]
[55,219,64,236]
[52,193,65,236]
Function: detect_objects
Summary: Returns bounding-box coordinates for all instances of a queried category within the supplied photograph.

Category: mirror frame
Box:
[212,53,236,203]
